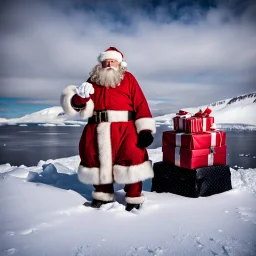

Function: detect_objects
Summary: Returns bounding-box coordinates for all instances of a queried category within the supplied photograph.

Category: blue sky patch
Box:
[0,98,55,119]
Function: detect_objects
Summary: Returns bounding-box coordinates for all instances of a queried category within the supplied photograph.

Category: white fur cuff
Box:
[135,118,156,134]
[125,196,144,204]
[113,161,154,184]
[60,85,79,116]
[92,191,114,202]
[60,85,95,119]
[77,165,100,184]
[80,98,94,119]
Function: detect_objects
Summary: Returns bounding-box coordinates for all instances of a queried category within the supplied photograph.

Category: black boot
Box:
[83,199,114,208]
[125,203,141,211]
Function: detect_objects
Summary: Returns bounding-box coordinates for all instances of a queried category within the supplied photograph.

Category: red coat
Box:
[61,71,156,185]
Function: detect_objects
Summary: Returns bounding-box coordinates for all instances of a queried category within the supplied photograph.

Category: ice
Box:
[38,123,57,126]
[239,153,252,157]
[0,163,13,174]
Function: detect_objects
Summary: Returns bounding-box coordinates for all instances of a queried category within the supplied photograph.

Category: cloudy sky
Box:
[0,0,256,118]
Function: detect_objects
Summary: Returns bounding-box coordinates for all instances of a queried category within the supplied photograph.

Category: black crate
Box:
[151,162,232,197]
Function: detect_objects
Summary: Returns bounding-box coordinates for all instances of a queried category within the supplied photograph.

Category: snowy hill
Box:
[0,92,255,126]
[1,148,256,256]
[0,106,68,124]
[155,92,256,126]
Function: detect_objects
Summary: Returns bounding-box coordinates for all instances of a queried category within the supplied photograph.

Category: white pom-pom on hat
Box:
[120,61,127,67]
[98,46,127,67]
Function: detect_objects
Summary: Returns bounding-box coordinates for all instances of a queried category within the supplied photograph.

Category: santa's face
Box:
[101,59,119,70]
[89,61,126,88]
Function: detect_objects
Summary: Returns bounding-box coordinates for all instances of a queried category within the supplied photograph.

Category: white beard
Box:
[89,64,126,88]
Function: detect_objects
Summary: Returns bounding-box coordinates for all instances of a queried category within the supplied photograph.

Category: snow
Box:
[155,91,256,127]
[38,123,57,127]
[180,96,256,125]
[1,148,256,256]
[0,92,256,128]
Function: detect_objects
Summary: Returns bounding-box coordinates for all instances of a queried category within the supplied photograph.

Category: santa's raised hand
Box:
[76,82,94,98]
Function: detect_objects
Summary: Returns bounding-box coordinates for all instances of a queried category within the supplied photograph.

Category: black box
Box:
[151,162,232,197]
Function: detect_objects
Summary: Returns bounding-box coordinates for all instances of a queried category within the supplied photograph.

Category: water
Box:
[0,124,255,169]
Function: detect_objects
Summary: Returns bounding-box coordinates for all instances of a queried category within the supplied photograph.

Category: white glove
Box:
[75,82,94,98]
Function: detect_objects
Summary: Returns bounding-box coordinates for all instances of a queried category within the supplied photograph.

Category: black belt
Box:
[88,110,135,124]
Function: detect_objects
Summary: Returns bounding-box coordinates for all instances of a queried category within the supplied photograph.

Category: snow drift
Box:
[1,148,256,256]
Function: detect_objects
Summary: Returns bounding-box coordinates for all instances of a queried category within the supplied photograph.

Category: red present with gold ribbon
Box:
[173,108,215,133]
[163,130,226,150]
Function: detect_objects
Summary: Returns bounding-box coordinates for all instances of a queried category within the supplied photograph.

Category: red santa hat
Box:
[97,46,127,67]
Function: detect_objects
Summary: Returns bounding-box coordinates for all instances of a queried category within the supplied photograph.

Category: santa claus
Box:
[61,47,156,211]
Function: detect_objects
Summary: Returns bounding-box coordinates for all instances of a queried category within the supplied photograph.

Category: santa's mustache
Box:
[104,66,119,71]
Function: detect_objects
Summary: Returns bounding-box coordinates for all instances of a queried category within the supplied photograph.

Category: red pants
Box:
[94,181,142,198]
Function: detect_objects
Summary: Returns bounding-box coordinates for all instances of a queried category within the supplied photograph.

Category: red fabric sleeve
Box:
[130,74,152,120]
[71,94,90,111]
[140,129,152,133]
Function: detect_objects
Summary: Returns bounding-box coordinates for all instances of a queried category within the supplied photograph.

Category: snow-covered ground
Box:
[1,148,256,256]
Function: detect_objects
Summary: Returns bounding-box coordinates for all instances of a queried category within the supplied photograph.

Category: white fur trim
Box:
[92,191,114,201]
[77,165,100,184]
[97,123,113,184]
[60,85,79,116]
[89,87,95,95]
[98,50,122,63]
[106,110,130,122]
[125,196,144,204]
[60,85,95,119]
[113,161,154,184]
[80,98,94,119]
[135,118,156,134]
[121,61,127,67]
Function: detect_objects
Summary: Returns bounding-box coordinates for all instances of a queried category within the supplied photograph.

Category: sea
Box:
[0,124,255,169]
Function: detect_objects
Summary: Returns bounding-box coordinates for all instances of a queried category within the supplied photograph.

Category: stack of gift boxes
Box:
[163,108,226,169]
[151,107,232,197]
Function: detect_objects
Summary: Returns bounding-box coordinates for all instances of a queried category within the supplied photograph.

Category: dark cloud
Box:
[0,0,255,112]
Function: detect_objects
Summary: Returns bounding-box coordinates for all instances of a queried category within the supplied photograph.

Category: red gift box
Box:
[173,116,214,133]
[163,131,226,150]
[162,145,226,169]
[173,108,215,133]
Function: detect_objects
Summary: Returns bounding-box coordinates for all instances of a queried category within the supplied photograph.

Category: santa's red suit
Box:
[61,48,155,205]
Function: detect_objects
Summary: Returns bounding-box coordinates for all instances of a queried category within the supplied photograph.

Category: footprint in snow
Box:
[236,206,256,224]
[126,246,164,255]
[72,245,91,256]
[195,239,204,249]
[59,205,86,216]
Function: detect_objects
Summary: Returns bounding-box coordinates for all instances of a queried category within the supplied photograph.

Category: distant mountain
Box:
[155,92,256,125]
[0,106,70,124]
[0,92,255,125]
